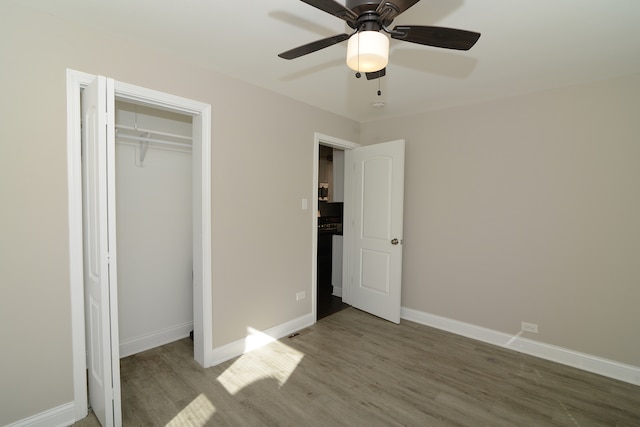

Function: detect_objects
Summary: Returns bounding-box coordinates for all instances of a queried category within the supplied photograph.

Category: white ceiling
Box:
[20,0,640,122]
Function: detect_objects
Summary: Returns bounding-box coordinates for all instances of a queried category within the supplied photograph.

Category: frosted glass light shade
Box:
[346,31,389,72]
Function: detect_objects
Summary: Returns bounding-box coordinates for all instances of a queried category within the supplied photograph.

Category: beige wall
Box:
[361,72,640,367]
[0,2,358,424]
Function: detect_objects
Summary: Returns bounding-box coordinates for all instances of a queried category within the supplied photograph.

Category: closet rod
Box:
[116,133,191,148]
[115,124,192,141]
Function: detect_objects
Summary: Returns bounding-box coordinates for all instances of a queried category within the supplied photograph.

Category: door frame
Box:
[313,133,359,319]
[66,69,213,421]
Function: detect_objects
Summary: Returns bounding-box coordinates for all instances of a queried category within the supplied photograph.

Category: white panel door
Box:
[350,140,405,323]
[82,76,122,427]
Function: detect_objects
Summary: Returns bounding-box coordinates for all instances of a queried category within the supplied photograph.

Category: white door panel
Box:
[82,75,122,427]
[350,140,405,323]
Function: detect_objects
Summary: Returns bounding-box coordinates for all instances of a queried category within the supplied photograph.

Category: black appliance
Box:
[318,216,342,233]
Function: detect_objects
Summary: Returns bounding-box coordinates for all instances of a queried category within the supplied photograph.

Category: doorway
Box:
[317,144,349,319]
[312,133,406,325]
[66,69,212,423]
[312,134,359,321]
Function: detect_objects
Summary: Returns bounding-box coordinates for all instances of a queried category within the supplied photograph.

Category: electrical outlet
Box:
[521,322,538,333]
[296,291,306,301]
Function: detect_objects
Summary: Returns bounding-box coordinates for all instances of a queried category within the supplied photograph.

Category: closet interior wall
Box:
[114,101,194,357]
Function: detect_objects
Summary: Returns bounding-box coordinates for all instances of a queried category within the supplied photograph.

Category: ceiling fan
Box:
[278,0,481,80]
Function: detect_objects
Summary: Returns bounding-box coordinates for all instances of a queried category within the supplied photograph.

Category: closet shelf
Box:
[116,132,191,148]
[115,124,191,146]
[115,124,192,166]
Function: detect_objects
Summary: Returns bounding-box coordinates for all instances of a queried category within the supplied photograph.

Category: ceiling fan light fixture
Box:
[346,31,389,73]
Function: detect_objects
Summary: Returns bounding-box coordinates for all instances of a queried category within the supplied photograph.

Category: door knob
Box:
[391,238,400,245]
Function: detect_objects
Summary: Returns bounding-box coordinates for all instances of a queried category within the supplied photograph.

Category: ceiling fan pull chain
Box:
[355,31,362,78]
[377,77,382,96]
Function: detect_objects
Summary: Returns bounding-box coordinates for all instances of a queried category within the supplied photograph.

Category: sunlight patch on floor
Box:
[216,327,305,395]
[243,327,277,353]
[165,393,216,427]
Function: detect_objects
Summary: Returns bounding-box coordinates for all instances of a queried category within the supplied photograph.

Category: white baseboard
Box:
[332,286,342,298]
[401,307,640,386]
[205,313,315,367]
[5,402,75,427]
[119,321,193,358]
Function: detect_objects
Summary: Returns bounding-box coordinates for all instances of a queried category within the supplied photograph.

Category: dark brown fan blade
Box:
[278,33,350,60]
[391,25,480,50]
[377,0,421,20]
[365,68,386,80]
[300,0,358,26]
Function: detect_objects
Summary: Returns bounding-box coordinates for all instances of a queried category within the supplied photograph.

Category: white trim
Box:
[341,148,355,304]
[66,68,92,422]
[206,313,315,367]
[193,107,213,367]
[311,140,319,320]
[5,402,75,427]
[66,69,213,420]
[312,133,360,314]
[314,133,360,150]
[119,321,194,358]
[401,307,640,386]
[113,81,202,115]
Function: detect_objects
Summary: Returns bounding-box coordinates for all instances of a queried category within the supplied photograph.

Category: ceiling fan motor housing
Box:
[346,0,397,30]
[356,14,382,31]
[346,0,382,15]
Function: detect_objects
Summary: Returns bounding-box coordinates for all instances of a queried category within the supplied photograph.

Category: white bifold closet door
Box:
[82,75,122,427]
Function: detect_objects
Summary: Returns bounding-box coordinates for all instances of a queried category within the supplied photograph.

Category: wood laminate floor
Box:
[74,308,640,426]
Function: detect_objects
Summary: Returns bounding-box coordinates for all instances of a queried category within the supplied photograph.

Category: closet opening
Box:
[114,101,194,358]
